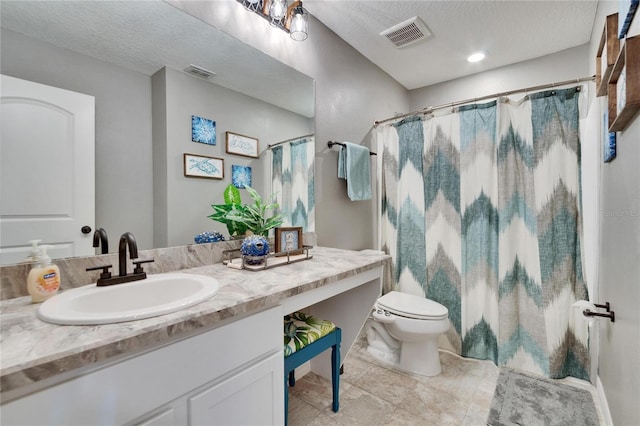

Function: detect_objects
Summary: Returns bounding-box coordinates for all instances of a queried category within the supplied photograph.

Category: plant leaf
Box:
[208,204,233,223]
[223,184,242,205]
[244,186,261,202]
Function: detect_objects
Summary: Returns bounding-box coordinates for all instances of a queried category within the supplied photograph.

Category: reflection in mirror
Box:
[270,135,315,233]
[0,1,314,264]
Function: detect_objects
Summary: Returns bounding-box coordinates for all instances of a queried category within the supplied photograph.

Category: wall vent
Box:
[380,16,431,49]
[183,64,216,80]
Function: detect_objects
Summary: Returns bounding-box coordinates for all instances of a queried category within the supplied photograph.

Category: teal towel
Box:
[338,146,347,179]
[338,142,371,201]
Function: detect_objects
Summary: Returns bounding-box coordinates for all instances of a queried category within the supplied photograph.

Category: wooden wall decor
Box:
[596,13,620,97]
[608,35,640,132]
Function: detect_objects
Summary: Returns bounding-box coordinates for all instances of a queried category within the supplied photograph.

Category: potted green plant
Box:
[208,184,248,238]
[210,185,286,265]
[209,184,285,238]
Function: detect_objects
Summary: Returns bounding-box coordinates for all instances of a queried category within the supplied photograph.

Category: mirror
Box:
[0,1,315,262]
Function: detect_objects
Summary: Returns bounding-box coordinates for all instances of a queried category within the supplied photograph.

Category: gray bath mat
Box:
[487,368,598,426]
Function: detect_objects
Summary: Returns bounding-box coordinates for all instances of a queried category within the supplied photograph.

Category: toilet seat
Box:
[376,291,448,320]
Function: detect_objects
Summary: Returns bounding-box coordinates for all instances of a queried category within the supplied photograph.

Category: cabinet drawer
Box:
[189,352,284,425]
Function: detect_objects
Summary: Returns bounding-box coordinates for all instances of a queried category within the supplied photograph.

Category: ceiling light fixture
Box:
[289,3,309,41]
[238,0,309,41]
[269,0,287,20]
[467,52,486,63]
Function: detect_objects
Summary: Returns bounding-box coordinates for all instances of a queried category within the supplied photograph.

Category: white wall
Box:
[153,67,313,247]
[1,28,155,250]
[408,44,590,110]
[590,2,640,424]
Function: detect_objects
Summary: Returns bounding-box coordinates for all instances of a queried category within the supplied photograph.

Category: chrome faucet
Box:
[92,227,109,254]
[86,231,154,286]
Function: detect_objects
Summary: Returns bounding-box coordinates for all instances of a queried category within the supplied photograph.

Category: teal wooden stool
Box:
[283,312,341,425]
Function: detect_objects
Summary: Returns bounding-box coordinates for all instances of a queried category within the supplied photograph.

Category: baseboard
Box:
[294,360,311,379]
[595,376,614,426]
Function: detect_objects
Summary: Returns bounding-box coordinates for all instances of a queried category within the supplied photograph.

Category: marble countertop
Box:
[0,247,389,398]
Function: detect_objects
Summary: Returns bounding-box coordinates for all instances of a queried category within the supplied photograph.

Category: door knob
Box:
[81,226,92,234]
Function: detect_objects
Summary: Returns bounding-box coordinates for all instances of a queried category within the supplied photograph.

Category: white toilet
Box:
[365,291,449,376]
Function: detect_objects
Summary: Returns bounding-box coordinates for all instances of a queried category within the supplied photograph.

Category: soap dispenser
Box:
[21,239,41,263]
[27,245,61,303]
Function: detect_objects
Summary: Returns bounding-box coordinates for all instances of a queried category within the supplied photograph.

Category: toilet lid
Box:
[377,291,448,320]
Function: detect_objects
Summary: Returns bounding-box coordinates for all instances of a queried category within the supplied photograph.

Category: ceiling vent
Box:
[380,16,431,49]
[183,64,216,80]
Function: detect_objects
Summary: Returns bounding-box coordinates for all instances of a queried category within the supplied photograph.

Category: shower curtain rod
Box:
[267,133,315,149]
[373,75,596,127]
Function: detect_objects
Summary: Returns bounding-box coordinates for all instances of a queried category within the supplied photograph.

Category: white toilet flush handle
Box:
[373,309,395,324]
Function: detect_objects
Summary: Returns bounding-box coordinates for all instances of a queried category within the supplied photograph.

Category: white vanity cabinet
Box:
[1,249,388,426]
[1,307,284,426]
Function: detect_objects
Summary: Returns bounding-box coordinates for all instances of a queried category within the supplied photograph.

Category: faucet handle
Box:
[86,264,113,280]
[132,258,154,274]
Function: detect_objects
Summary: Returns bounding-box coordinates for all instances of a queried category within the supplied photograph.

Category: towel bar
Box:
[583,308,615,322]
[327,141,377,155]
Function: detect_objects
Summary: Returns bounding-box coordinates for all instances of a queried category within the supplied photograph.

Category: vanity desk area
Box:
[0,246,390,425]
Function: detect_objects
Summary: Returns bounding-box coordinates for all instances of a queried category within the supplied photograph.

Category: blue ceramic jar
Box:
[240,235,270,264]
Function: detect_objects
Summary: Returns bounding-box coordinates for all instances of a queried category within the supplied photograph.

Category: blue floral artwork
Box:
[192,115,216,145]
[603,111,616,163]
[232,165,252,188]
[619,0,639,39]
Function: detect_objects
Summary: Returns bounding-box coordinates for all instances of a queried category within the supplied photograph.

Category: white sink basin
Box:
[38,273,219,325]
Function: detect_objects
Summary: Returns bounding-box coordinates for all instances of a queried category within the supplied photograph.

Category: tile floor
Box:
[287,332,602,426]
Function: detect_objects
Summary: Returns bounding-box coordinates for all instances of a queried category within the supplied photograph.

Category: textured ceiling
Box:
[0,1,315,118]
[304,0,599,89]
[1,0,599,103]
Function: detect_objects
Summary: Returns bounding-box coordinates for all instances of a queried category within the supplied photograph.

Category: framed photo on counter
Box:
[275,227,303,255]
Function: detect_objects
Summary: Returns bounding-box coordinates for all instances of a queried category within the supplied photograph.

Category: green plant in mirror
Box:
[209,185,285,237]
[208,184,248,237]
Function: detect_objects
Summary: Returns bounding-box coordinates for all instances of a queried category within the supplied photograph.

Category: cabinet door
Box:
[189,352,283,426]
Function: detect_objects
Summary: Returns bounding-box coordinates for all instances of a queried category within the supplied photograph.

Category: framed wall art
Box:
[184,153,224,179]
[192,115,216,145]
[232,165,252,188]
[275,227,303,255]
[603,111,616,163]
[226,131,259,158]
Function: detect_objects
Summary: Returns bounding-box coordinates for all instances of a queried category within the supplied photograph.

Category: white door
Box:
[1,74,95,265]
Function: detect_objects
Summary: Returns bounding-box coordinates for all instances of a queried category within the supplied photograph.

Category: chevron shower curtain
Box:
[377,88,589,380]
[271,135,315,232]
